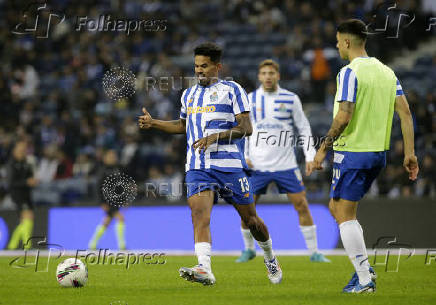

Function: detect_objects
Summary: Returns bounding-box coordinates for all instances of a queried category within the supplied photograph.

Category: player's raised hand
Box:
[138,107,152,129]
[403,155,419,181]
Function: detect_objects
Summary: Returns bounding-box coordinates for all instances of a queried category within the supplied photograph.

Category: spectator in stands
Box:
[55,150,73,180]
[35,144,58,184]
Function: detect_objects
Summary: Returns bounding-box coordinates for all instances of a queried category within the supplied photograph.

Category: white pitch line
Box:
[0,249,433,257]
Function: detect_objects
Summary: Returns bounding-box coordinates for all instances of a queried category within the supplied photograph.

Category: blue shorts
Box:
[330,151,385,201]
[250,168,305,195]
[185,169,254,205]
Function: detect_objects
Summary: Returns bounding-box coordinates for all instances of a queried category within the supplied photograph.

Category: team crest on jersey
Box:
[210,92,218,102]
[278,103,287,112]
[188,98,193,104]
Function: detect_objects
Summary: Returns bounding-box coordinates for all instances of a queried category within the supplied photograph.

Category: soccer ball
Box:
[56,258,88,287]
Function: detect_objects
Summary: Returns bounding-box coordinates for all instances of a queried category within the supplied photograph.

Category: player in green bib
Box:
[307,19,419,293]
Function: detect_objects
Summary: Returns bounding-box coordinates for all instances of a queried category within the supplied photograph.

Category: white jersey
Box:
[180,80,250,172]
[245,86,315,172]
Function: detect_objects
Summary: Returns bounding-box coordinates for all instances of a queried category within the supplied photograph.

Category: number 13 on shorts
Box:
[238,177,250,192]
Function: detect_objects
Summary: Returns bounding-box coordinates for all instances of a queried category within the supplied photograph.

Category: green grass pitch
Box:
[0,255,434,305]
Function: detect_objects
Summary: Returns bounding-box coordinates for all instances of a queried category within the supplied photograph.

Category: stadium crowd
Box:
[0,0,434,208]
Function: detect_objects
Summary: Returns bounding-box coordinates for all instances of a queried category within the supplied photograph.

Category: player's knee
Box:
[328,204,335,218]
[191,208,210,226]
[245,216,260,231]
[293,197,309,213]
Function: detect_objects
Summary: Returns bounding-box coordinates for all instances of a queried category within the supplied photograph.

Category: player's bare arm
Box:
[193,112,252,153]
[306,101,355,175]
[138,107,186,134]
[394,95,419,180]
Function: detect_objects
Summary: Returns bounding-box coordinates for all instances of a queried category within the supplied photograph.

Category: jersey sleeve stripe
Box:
[338,68,357,102]
[396,78,404,96]
[180,87,191,118]
[184,87,192,104]
[261,95,265,119]
[341,68,351,101]
[222,81,246,113]
[352,77,358,102]
[252,91,257,122]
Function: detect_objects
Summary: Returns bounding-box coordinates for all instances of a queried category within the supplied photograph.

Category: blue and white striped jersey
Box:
[180,80,250,172]
[245,86,316,172]
[336,67,404,103]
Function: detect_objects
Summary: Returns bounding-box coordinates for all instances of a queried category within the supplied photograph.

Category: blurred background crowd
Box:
[0,0,435,209]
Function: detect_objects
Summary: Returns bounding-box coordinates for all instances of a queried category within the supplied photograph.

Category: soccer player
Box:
[88,150,126,250]
[236,59,330,263]
[307,19,419,293]
[7,141,38,250]
[139,42,282,285]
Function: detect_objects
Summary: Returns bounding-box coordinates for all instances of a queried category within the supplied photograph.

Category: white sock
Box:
[241,228,255,251]
[257,238,275,261]
[339,220,371,285]
[300,225,318,254]
[195,242,211,271]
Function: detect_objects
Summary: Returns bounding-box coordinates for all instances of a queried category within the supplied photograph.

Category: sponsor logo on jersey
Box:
[187,105,216,115]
